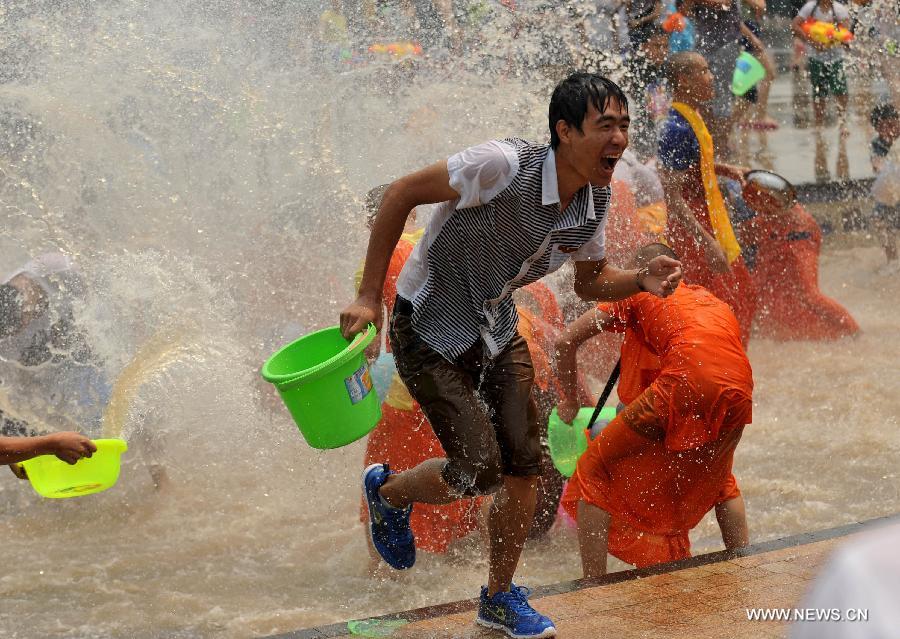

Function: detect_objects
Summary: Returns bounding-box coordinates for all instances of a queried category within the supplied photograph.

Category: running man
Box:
[339,72,682,638]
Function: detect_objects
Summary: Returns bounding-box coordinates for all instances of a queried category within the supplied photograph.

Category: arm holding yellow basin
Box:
[1,431,96,471]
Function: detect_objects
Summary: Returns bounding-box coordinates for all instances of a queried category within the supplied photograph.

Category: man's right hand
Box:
[340,294,382,339]
[47,432,97,465]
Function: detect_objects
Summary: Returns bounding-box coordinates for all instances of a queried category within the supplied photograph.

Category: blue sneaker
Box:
[362,463,415,570]
[476,584,556,638]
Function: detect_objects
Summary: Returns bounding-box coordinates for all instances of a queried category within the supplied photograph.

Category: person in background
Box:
[871,135,900,266]
[0,253,104,432]
[628,22,672,160]
[616,150,669,238]
[317,0,352,67]
[870,102,899,173]
[683,0,764,155]
[845,0,879,130]
[627,0,663,52]
[723,171,860,339]
[657,52,757,344]
[664,0,696,54]
[0,252,168,488]
[861,0,900,110]
[555,243,751,577]
[738,1,777,127]
[792,0,852,182]
[732,21,778,168]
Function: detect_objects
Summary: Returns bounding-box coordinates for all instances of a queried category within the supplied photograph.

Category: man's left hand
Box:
[640,255,683,297]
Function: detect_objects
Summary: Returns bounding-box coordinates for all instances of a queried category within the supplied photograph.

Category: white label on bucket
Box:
[345,364,373,405]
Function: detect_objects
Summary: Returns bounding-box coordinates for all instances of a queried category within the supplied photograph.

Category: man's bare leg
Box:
[813,97,830,182]
[577,499,612,579]
[835,94,850,181]
[379,458,459,507]
[487,475,537,595]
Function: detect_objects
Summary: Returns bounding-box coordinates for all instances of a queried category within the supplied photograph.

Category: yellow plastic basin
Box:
[20,438,128,499]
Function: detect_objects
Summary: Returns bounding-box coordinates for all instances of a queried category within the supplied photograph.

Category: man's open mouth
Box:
[601,155,621,170]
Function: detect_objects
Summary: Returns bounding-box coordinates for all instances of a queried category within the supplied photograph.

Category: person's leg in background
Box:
[753,49,777,129]
[809,58,831,182]
[792,38,812,129]
[831,59,850,181]
[752,50,777,169]
[731,91,754,166]
[704,40,742,159]
[883,55,900,114]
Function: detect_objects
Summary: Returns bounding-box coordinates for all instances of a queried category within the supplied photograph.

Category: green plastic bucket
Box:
[261,324,381,449]
[547,406,617,477]
[731,51,766,96]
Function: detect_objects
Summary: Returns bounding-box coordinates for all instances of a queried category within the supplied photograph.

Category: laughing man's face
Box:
[568,98,630,188]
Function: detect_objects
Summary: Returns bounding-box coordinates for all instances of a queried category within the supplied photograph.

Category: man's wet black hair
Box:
[0,284,24,339]
[870,102,898,128]
[549,72,629,149]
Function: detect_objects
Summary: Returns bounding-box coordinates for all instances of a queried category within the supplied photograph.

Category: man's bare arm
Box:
[573,256,682,302]
[0,432,96,466]
[554,308,615,402]
[659,166,729,272]
[340,162,458,337]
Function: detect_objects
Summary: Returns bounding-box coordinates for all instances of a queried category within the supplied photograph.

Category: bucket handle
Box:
[271,324,378,388]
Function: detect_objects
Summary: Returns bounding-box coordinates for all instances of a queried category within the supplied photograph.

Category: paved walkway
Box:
[270,516,898,639]
[390,539,832,639]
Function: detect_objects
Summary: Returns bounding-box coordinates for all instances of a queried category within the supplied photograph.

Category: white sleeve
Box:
[796,1,815,18]
[447,140,519,209]
[570,217,608,262]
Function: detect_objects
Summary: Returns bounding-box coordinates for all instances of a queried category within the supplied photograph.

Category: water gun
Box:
[368,42,423,58]
[663,11,686,33]
[801,19,853,46]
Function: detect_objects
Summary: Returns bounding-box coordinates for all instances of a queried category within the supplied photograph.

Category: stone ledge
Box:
[264,513,899,639]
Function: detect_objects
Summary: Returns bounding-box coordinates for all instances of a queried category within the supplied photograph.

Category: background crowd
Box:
[312,0,899,237]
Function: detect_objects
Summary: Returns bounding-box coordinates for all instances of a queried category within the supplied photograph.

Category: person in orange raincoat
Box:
[723,171,859,341]
[657,52,757,345]
[554,243,752,577]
